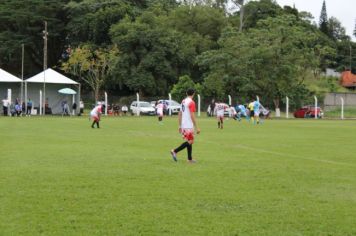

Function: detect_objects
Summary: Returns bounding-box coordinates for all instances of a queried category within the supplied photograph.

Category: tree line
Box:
[0,0,355,107]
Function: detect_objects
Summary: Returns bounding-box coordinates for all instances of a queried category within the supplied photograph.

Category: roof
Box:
[0,68,22,82]
[340,71,356,88]
[26,68,79,85]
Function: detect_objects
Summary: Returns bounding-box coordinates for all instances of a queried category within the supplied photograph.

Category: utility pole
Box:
[350,44,352,71]
[21,44,24,104]
[43,21,48,115]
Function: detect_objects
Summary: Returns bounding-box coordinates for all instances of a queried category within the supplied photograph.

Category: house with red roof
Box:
[340,70,356,88]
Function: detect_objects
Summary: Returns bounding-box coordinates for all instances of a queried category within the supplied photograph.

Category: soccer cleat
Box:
[170,150,177,162]
[187,159,197,164]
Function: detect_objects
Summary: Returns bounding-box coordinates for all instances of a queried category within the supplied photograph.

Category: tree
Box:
[319,0,329,36]
[354,19,356,38]
[328,17,348,41]
[170,75,201,101]
[231,0,246,32]
[198,15,323,110]
[230,0,283,32]
[65,0,134,46]
[110,6,210,96]
[62,44,119,101]
[0,0,68,75]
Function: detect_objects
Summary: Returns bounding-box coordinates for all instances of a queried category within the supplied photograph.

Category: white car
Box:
[158,100,181,115]
[130,101,156,115]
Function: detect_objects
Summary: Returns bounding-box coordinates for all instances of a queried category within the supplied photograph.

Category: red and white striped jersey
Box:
[90,105,102,116]
[215,103,228,117]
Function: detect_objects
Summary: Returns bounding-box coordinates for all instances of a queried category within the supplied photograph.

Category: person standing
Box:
[253,100,261,125]
[26,98,33,116]
[248,101,255,123]
[214,102,229,129]
[2,97,9,116]
[72,102,77,116]
[79,100,84,116]
[209,99,215,116]
[170,88,200,163]
[121,105,128,115]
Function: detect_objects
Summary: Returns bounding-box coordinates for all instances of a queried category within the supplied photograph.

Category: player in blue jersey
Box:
[253,100,261,124]
[236,104,249,122]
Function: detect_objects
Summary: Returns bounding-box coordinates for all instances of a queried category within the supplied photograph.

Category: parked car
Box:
[130,101,156,115]
[294,106,323,118]
[157,100,181,115]
[150,101,157,108]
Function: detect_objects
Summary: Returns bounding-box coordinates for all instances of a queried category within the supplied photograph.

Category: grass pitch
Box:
[1,116,356,235]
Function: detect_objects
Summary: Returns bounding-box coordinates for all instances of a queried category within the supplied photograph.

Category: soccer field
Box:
[1,116,356,235]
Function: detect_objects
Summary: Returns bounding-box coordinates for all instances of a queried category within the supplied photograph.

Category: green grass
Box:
[1,116,356,235]
[324,107,356,119]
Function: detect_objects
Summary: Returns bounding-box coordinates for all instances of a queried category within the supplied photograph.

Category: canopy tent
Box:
[0,68,22,103]
[25,68,80,115]
[0,68,22,82]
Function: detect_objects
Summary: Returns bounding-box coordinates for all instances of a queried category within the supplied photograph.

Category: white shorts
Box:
[254,110,260,116]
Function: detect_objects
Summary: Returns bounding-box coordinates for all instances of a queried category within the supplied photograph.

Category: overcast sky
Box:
[275,0,355,40]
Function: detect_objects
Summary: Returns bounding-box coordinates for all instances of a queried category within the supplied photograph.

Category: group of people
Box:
[88,89,200,164]
[61,100,85,116]
[208,99,270,129]
[105,104,129,116]
[2,97,33,117]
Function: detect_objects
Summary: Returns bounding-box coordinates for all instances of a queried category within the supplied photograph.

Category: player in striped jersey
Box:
[214,102,229,129]
[90,103,104,128]
[170,88,200,163]
[156,101,165,123]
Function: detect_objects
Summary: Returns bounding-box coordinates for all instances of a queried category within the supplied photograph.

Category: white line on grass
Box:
[202,140,356,168]
[127,130,356,167]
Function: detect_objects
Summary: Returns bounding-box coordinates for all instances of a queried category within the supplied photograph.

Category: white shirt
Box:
[90,105,102,116]
[156,103,164,115]
[2,99,9,107]
[181,97,196,129]
[215,103,228,117]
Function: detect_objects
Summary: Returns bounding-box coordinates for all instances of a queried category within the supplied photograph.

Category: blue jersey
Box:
[237,105,246,113]
[253,101,260,112]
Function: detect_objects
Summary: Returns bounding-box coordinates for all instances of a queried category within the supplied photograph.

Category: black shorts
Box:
[250,110,254,117]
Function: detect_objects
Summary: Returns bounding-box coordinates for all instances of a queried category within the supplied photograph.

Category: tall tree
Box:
[110,8,193,96]
[354,19,356,38]
[231,0,246,32]
[319,0,329,36]
[65,0,134,46]
[0,0,69,76]
[62,44,119,101]
[198,15,324,110]
[328,16,348,41]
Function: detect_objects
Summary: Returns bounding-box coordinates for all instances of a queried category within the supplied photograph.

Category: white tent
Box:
[25,68,80,115]
[0,68,22,102]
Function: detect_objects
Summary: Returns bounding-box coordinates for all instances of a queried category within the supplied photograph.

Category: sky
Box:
[275,0,355,40]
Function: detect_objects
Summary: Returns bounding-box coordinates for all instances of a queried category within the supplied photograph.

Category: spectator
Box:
[9,103,16,117]
[62,101,70,116]
[72,102,77,115]
[15,103,22,117]
[79,100,84,116]
[121,105,128,115]
[113,104,120,116]
[22,101,26,115]
[26,98,33,116]
[209,99,215,116]
[2,97,9,116]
